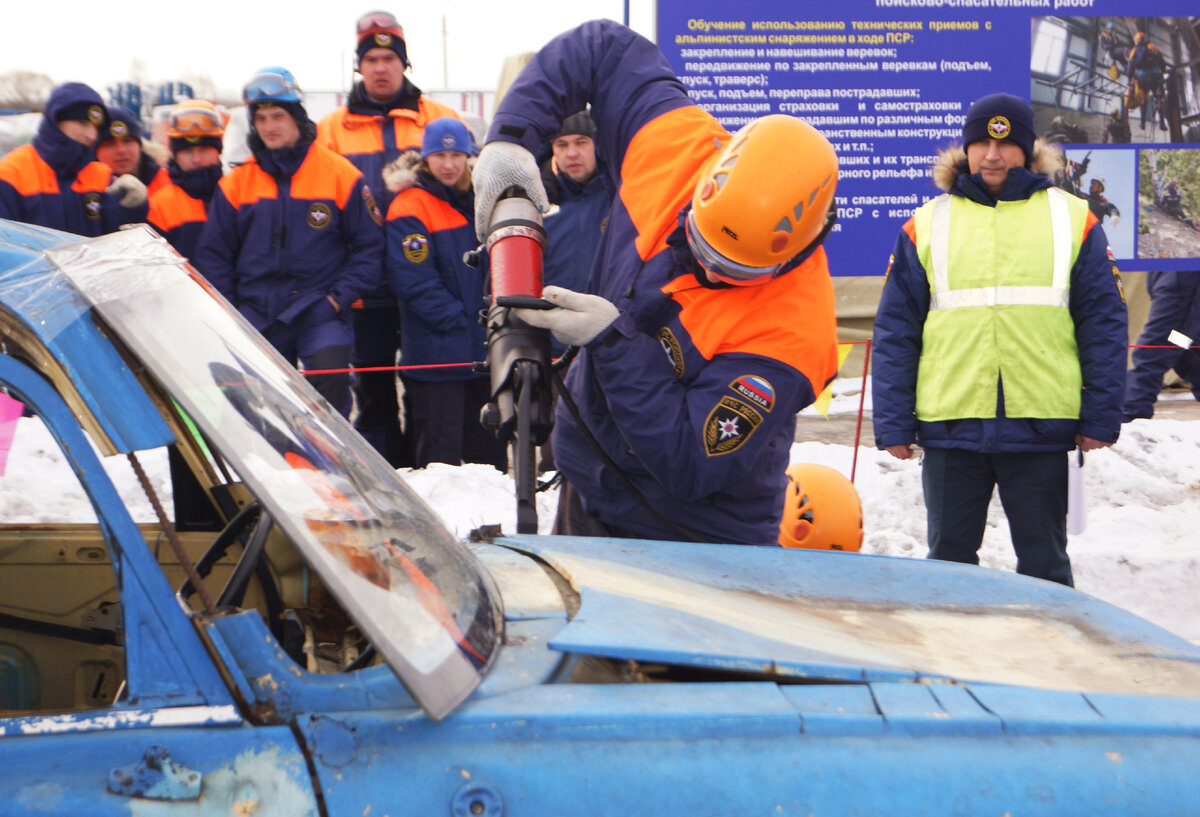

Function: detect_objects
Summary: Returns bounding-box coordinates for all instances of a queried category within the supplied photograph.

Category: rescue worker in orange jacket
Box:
[473,20,841,545]
[317,10,464,467]
[0,82,148,234]
[195,69,384,418]
[148,99,225,260]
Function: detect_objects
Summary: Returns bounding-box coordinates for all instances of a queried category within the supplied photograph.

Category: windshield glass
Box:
[47,227,500,719]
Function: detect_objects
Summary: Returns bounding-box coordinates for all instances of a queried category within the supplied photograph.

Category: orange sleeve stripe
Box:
[902,217,917,244]
[662,247,840,385]
[387,188,467,232]
[620,106,729,262]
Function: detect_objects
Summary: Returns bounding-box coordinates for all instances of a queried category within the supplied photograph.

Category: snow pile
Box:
[5,383,1198,645]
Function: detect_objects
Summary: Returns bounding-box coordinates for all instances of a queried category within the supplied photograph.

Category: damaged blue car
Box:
[0,222,1198,816]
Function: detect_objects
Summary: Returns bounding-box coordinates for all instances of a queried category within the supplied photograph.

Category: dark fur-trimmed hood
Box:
[932,138,1064,192]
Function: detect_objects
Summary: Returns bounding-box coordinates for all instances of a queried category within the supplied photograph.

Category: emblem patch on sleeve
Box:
[1113,265,1126,303]
[730,375,774,413]
[363,186,382,225]
[403,234,429,264]
[656,327,685,380]
[704,396,763,456]
[83,192,103,220]
[307,202,333,229]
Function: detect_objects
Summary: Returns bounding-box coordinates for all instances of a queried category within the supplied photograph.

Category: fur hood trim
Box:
[931,139,1063,192]
[383,149,422,194]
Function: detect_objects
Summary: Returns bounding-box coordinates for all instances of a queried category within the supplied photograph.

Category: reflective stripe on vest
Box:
[928,187,1074,310]
[912,187,1088,421]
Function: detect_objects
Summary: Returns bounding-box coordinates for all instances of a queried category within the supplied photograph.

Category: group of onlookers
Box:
[0,10,611,477]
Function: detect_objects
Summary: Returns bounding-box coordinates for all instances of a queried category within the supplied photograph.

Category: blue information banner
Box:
[655,1,1200,274]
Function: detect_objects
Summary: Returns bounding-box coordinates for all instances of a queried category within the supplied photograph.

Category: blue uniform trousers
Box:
[922,448,1072,587]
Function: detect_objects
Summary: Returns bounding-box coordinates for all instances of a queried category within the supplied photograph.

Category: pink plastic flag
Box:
[0,393,25,477]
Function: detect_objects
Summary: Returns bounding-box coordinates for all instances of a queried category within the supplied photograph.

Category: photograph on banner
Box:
[1031,16,1199,145]
[1138,148,1200,258]
[1052,148,1134,258]
[655,0,1200,274]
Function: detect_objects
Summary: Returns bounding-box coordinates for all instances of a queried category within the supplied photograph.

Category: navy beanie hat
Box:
[248,99,309,129]
[357,29,408,67]
[170,134,224,155]
[100,105,142,144]
[422,117,475,159]
[962,93,1035,161]
[554,111,596,140]
[48,82,107,129]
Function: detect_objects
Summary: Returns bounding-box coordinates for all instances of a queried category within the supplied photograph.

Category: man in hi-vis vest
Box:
[871,93,1127,587]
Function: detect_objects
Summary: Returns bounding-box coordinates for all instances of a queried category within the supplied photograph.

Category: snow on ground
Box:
[4,379,1199,645]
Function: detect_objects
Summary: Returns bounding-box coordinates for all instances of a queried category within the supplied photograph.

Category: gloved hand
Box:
[512,285,619,347]
[472,140,549,241]
[106,174,148,208]
[1110,213,1121,226]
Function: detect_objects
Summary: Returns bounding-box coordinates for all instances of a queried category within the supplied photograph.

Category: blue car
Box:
[1,221,1198,816]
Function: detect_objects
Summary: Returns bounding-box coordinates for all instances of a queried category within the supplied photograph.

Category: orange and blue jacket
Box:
[148,163,222,261]
[386,172,489,383]
[318,80,461,307]
[487,20,840,545]
[0,122,147,235]
[194,139,383,332]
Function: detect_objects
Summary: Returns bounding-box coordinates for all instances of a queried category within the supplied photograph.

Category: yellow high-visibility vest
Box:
[911,187,1088,420]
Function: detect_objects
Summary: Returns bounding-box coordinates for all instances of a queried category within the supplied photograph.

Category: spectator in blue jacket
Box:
[0,82,148,234]
[1124,270,1200,420]
[872,93,1128,586]
[540,111,611,299]
[384,118,506,471]
[196,68,384,417]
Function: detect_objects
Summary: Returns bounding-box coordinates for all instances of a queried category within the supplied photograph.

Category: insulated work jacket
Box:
[487,20,841,545]
[0,128,146,235]
[318,81,462,308]
[872,145,1128,454]
[195,140,383,331]
[148,164,223,261]
[386,172,489,382]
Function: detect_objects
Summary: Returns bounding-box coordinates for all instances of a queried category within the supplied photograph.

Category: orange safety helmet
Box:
[687,114,839,286]
[778,463,863,551]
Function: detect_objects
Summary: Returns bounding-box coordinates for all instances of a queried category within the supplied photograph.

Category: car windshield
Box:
[43,227,500,720]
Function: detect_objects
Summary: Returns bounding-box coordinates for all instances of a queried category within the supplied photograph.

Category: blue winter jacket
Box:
[386,172,489,382]
[871,153,1128,453]
[195,137,384,331]
[0,94,147,235]
[486,20,841,545]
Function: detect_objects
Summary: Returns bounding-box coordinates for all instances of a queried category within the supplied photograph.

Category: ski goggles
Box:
[243,72,303,104]
[169,104,223,137]
[356,10,404,40]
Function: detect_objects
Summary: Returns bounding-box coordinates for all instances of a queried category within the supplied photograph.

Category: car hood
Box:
[496,535,1200,698]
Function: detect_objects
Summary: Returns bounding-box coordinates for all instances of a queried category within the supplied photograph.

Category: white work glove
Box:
[1110,213,1121,226]
[472,140,549,241]
[512,285,619,347]
[106,174,148,208]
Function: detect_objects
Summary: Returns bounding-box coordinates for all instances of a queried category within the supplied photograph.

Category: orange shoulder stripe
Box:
[318,109,384,155]
[662,247,839,387]
[71,161,114,194]
[1081,209,1099,242]
[386,188,467,232]
[620,107,729,262]
[902,217,917,244]
[219,161,277,207]
[0,145,57,196]
[292,146,362,206]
